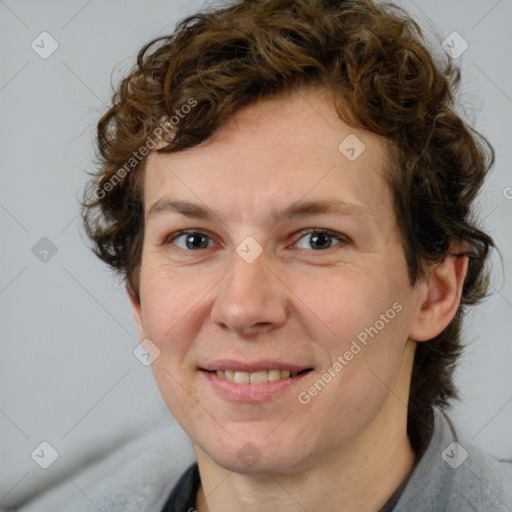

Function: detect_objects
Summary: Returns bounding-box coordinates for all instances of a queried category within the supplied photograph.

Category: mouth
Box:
[203,368,313,384]
[199,361,314,402]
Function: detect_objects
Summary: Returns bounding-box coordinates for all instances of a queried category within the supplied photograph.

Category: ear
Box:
[409,242,469,342]
[126,283,145,340]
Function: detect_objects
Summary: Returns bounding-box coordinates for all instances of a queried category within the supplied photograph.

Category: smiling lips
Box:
[213,369,304,384]
[200,361,313,401]
[201,360,313,385]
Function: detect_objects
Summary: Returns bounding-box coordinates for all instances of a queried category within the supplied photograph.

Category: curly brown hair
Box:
[82,0,495,455]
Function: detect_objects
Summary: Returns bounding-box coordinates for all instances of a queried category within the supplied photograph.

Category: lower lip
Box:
[200,370,312,402]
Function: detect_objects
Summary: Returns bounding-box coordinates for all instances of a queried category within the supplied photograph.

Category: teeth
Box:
[249,370,268,384]
[214,369,301,383]
[234,371,250,384]
[268,369,281,382]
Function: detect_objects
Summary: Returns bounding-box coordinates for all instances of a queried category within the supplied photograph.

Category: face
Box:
[130,90,426,474]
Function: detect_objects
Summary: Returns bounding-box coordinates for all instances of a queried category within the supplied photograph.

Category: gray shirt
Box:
[392,407,512,511]
[12,407,512,511]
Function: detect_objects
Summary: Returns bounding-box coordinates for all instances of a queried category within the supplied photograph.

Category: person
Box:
[81,0,512,510]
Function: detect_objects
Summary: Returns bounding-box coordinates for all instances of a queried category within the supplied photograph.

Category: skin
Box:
[128,89,468,512]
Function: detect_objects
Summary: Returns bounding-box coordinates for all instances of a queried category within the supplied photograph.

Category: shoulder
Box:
[394,407,512,512]
[459,443,512,510]
[16,422,196,512]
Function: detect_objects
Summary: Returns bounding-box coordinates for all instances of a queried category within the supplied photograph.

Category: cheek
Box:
[295,266,405,341]
[138,265,204,358]
[138,268,208,419]
[297,265,412,392]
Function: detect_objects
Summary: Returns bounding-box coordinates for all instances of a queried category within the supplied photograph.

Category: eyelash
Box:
[164,228,350,252]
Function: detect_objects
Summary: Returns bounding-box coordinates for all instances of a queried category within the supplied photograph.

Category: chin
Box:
[214,452,307,476]
[198,432,316,476]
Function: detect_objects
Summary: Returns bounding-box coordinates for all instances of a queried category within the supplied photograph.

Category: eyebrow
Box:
[146,198,371,223]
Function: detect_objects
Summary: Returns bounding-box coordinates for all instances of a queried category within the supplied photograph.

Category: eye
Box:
[164,228,349,252]
[293,229,349,251]
[167,230,216,250]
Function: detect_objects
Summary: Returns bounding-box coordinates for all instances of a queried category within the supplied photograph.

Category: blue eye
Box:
[294,229,348,250]
[165,228,349,252]
[170,231,215,250]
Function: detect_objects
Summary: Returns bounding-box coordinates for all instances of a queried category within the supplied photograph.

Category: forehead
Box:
[143,90,393,230]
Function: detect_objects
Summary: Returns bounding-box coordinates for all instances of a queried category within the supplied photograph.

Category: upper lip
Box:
[200,359,313,372]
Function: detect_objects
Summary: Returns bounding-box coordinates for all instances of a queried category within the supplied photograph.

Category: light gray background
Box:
[1,0,511,508]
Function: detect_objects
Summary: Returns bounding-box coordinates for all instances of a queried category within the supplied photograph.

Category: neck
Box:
[194,398,416,512]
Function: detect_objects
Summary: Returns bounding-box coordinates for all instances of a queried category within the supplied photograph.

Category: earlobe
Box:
[409,244,469,342]
[126,283,145,340]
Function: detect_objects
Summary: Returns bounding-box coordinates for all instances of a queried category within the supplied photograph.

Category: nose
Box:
[210,250,287,337]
